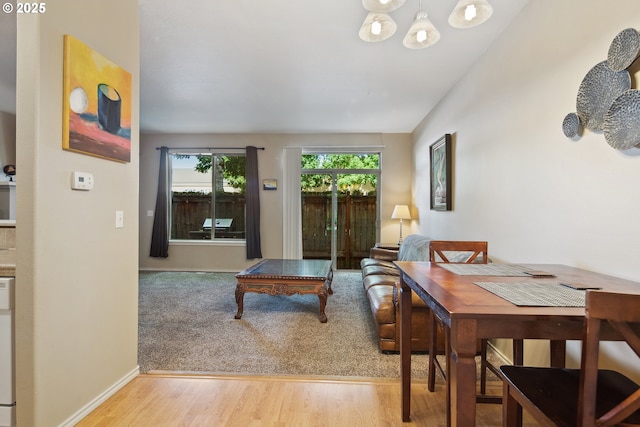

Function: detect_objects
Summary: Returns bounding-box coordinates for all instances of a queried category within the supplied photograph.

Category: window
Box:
[301,153,379,193]
[170,152,246,241]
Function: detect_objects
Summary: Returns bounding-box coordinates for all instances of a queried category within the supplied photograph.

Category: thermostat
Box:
[71,171,94,190]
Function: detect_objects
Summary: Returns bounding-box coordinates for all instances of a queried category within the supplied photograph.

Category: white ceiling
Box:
[0,0,529,134]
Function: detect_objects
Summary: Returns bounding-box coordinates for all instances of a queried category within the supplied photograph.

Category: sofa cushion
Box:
[369,247,399,261]
[360,258,396,270]
[390,286,429,309]
[361,264,399,278]
[366,285,396,325]
[363,274,398,293]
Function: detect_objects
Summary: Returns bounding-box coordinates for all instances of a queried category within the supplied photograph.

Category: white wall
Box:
[15,1,140,425]
[139,133,412,272]
[412,0,640,372]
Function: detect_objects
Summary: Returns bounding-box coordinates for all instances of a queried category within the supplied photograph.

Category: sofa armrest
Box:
[370,247,399,261]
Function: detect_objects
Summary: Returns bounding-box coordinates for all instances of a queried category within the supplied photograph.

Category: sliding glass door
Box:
[301,154,380,269]
[301,173,335,264]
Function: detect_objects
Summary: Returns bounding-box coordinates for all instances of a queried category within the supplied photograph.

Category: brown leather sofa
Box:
[361,234,444,352]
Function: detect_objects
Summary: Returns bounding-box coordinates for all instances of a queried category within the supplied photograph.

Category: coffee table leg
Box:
[326,268,334,295]
[234,283,244,319]
[318,287,328,323]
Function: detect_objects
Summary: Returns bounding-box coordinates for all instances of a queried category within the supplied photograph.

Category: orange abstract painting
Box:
[62,34,132,162]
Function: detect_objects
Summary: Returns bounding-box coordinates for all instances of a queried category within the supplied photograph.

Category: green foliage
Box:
[301,154,378,194]
[176,153,379,195]
[193,155,212,173]
[177,154,246,193]
[216,156,246,191]
[302,154,379,170]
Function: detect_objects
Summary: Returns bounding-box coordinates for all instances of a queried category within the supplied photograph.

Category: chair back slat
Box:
[598,389,640,426]
[611,321,640,360]
[428,240,488,264]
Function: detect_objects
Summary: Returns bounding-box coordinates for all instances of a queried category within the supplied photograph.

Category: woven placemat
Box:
[439,263,533,276]
[474,281,585,307]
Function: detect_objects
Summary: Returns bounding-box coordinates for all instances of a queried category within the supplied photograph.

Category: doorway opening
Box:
[301,153,380,269]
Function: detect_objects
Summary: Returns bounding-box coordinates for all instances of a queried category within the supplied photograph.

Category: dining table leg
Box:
[400,277,412,422]
[449,318,479,427]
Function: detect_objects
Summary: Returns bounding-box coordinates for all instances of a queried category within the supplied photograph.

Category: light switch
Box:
[115,210,124,228]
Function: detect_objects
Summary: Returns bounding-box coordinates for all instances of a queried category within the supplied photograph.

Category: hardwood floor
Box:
[77,373,537,426]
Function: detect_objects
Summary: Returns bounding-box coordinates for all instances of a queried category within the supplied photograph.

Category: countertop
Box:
[0,248,16,276]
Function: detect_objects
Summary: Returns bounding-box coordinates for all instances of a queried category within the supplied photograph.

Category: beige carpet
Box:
[138,270,505,380]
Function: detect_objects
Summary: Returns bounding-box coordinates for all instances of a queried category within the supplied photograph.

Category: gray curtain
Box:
[245,146,262,259]
[150,146,169,258]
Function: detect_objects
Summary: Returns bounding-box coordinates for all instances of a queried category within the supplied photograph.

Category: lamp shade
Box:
[448,0,493,29]
[359,12,397,42]
[391,205,411,220]
[403,10,440,49]
[362,0,406,13]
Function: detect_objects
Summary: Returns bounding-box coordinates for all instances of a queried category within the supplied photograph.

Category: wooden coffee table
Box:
[234,259,334,323]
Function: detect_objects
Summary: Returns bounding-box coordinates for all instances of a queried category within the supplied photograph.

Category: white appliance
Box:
[0,278,15,427]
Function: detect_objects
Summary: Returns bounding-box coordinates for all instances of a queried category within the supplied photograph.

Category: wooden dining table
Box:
[394,262,640,426]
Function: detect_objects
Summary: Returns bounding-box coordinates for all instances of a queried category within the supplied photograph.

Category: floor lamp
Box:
[391,205,411,245]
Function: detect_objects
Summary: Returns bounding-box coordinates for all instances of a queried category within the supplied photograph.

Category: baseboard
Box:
[139,267,240,273]
[138,268,363,274]
[144,370,413,385]
[58,366,140,427]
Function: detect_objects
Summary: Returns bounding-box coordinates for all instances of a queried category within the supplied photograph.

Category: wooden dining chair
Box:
[427,240,520,404]
[500,291,640,427]
[427,240,487,390]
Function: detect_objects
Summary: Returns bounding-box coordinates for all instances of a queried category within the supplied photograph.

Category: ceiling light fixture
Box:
[359,12,397,42]
[402,1,440,49]
[358,0,494,48]
[362,0,406,13]
[448,0,493,28]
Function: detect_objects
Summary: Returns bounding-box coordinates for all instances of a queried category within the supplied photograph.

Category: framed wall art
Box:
[62,34,132,162]
[429,134,452,211]
[263,179,277,190]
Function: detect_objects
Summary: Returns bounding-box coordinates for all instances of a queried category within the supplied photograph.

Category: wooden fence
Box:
[302,192,377,269]
[171,193,246,239]
[172,192,377,269]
